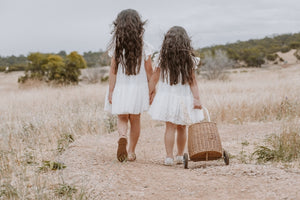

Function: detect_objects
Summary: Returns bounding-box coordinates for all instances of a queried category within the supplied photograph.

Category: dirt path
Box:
[60,122,300,200]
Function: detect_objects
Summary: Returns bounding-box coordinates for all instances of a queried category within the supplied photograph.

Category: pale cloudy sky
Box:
[0,0,299,56]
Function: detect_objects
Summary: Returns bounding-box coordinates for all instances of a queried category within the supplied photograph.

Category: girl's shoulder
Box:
[107,40,154,58]
[153,53,200,69]
[143,41,154,59]
[192,56,200,69]
[153,53,160,68]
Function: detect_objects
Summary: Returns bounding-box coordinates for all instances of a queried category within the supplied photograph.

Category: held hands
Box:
[193,98,202,109]
[108,92,113,104]
[149,88,156,105]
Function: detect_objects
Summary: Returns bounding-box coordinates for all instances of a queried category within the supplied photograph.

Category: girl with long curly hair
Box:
[104,9,153,162]
[148,26,204,166]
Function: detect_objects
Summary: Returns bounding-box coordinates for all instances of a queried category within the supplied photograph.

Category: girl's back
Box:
[149,26,203,125]
[104,9,153,115]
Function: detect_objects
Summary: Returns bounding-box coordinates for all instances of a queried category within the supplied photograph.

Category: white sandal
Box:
[164,157,174,166]
[128,153,136,161]
[176,156,184,164]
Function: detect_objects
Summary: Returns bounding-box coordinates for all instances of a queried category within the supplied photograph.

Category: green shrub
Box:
[104,114,117,133]
[266,54,278,61]
[280,46,290,53]
[54,183,77,198]
[39,161,66,171]
[241,48,265,67]
[0,183,18,199]
[252,124,300,163]
[0,66,5,72]
[289,42,300,49]
[18,52,87,85]
[57,133,74,153]
[294,49,300,60]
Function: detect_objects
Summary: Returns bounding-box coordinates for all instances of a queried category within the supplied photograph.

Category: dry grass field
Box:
[0,64,300,199]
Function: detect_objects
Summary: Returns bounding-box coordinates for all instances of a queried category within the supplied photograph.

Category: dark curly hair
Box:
[108,9,146,75]
[158,26,196,85]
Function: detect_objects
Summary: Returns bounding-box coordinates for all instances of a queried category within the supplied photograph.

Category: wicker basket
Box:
[188,107,222,161]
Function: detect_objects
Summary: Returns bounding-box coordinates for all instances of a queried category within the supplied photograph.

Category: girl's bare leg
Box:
[164,122,177,158]
[176,125,187,156]
[117,114,129,162]
[118,114,129,138]
[128,114,141,157]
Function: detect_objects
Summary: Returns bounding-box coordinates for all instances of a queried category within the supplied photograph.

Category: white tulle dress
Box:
[148,54,204,125]
[104,41,153,115]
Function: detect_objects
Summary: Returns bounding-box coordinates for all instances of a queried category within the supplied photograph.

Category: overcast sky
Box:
[0,0,299,56]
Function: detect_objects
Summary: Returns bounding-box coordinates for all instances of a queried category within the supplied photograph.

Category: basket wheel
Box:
[183,153,189,169]
[223,150,229,165]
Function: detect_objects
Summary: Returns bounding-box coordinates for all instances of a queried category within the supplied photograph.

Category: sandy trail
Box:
[60,122,300,200]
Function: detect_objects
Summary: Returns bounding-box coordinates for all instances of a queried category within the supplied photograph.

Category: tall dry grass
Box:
[0,78,108,199]
[198,65,300,123]
[0,65,299,199]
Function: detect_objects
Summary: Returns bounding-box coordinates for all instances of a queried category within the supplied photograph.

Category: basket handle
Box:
[202,106,211,122]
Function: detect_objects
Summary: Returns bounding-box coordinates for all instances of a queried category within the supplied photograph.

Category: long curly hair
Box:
[158,26,195,85]
[108,9,145,75]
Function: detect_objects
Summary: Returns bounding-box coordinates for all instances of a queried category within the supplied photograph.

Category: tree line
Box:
[18,52,87,85]
[196,32,300,67]
[1,32,300,72]
[0,51,110,72]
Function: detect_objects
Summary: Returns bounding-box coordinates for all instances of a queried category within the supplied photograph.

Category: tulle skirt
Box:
[104,83,149,115]
[148,81,204,125]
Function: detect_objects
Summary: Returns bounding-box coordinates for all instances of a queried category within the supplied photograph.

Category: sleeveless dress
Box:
[104,41,153,115]
[148,54,204,125]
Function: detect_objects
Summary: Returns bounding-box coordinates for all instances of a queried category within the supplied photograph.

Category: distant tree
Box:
[44,55,65,83]
[57,50,67,57]
[201,50,234,80]
[294,49,300,60]
[241,48,265,67]
[196,32,300,67]
[26,52,49,79]
[289,42,300,49]
[83,51,110,67]
[99,52,110,66]
[266,54,278,61]
[64,51,87,83]
[280,46,290,53]
[18,52,87,85]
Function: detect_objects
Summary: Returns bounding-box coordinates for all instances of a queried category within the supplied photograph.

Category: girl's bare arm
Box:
[189,72,202,109]
[148,67,160,104]
[108,58,117,104]
[144,55,153,82]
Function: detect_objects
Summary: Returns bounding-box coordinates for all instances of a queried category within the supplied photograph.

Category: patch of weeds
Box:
[241,140,249,146]
[101,76,109,82]
[39,161,66,172]
[54,183,77,198]
[21,151,38,165]
[22,122,36,135]
[0,151,9,173]
[276,97,297,120]
[238,140,250,164]
[259,106,270,121]
[103,114,117,133]
[0,183,19,199]
[227,152,235,159]
[57,133,74,153]
[77,188,89,200]
[232,117,244,125]
[252,125,300,163]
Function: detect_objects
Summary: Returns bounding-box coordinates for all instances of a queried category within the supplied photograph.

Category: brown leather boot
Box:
[117,138,128,162]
